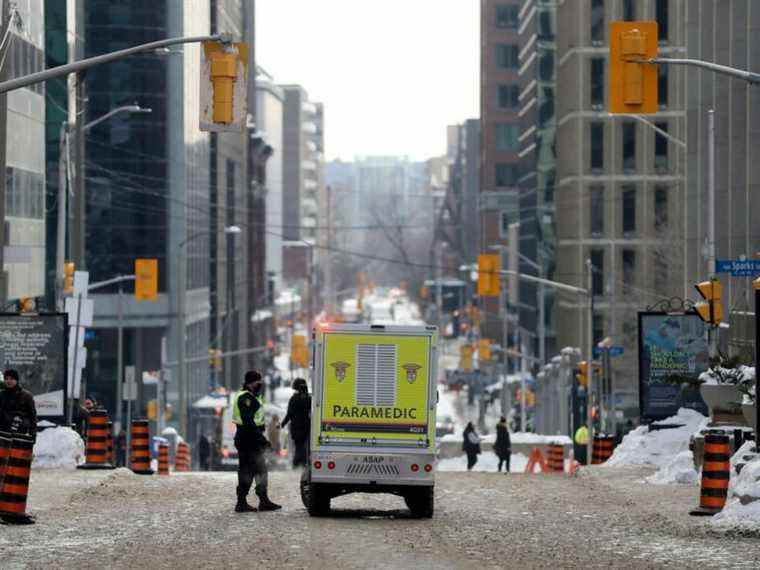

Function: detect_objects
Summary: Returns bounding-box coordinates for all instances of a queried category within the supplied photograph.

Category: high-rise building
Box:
[554,0,686,401]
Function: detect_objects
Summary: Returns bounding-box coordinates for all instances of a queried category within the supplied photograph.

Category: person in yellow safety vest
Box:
[574,425,589,445]
[232,370,282,513]
[574,425,589,466]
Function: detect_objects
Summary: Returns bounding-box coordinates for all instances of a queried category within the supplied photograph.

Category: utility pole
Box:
[72,73,86,268]
[586,258,594,464]
[706,109,717,357]
[56,123,68,309]
[0,0,10,305]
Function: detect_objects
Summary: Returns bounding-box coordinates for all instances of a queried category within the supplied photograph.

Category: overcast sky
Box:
[256,0,480,162]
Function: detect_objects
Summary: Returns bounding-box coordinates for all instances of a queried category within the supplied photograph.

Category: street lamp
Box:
[176,225,240,438]
[56,104,153,308]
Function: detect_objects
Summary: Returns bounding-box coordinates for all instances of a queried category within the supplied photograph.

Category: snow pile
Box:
[440,431,571,446]
[713,459,760,526]
[32,427,85,469]
[645,450,699,485]
[437,452,529,473]
[699,365,755,386]
[605,408,707,469]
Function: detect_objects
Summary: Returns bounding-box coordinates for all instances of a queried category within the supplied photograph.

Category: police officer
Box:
[232,370,282,513]
[0,369,37,438]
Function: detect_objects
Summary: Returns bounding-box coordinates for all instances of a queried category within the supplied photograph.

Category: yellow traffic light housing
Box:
[477,254,501,297]
[63,261,75,295]
[695,279,723,325]
[609,21,658,114]
[478,339,492,362]
[135,258,158,301]
[200,41,248,132]
[576,361,589,388]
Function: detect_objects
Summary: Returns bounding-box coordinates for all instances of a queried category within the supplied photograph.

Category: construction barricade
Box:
[591,435,615,465]
[158,443,170,476]
[690,432,730,516]
[524,447,548,474]
[78,409,115,470]
[175,442,190,472]
[0,432,35,524]
[546,444,565,473]
[129,419,154,475]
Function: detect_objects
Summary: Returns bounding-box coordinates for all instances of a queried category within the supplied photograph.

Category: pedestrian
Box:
[232,370,282,513]
[462,421,481,471]
[494,416,511,473]
[198,433,211,471]
[267,414,282,454]
[280,377,311,468]
[574,424,589,465]
[0,369,37,439]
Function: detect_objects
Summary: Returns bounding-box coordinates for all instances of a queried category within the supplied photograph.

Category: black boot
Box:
[256,491,282,512]
[235,486,257,513]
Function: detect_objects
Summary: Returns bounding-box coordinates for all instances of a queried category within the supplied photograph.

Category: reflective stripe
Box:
[232,390,266,427]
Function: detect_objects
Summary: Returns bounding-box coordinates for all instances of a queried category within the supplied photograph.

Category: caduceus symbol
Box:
[330,361,351,383]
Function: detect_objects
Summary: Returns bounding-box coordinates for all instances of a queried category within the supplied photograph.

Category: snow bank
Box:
[440,431,571,446]
[644,450,699,485]
[437,452,529,473]
[605,408,707,469]
[32,427,85,469]
[712,443,760,527]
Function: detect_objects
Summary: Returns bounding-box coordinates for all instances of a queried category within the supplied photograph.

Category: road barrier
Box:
[0,432,35,524]
[175,442,190,472]
[524,447,548,474]
[158,443,170,476]
[690,432,730,516]
[78,409,115,470]
[591,435,615,464]
[547,444,565,473]
[129,419,154,475]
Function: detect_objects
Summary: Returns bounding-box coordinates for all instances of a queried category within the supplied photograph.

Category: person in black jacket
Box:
[462,422,481,471]
[0,369,37,438]
[281,378,311,468]
[494,416,511,473]
[232,370,282,513]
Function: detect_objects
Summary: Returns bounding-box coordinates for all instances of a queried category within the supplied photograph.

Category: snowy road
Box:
[2,466,758,569]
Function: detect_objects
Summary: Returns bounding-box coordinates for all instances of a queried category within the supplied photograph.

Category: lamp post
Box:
[177,225,240,438]
[56,104,152,308]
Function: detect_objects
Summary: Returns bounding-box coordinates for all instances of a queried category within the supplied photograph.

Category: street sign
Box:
[715,259,760,277]
[123,382,138,401]
[65,297,94,328]
[593,345,624,358]
[72,270,90,298]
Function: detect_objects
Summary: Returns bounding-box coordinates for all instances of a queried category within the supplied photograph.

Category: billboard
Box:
[638,312,709,421]
[0,313,68,421]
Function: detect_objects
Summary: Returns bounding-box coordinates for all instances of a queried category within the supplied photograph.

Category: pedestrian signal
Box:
[63,262,75,295]
[477,254,501,297]
[478,339,492,362]
[609,21,658,114]
[694,279,723,325]
[135,258,158,301]
[576,361,589,388]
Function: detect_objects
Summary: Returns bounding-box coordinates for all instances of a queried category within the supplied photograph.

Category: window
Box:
[590,186,604,236]
[495,163,518,187]
[498,84,520,109]
[622,249,636,292]
[591,0,604,44]
[538,10,554,40]
[591,249,604,296]
[654,255,667,292]
[622,186,636,234]
[658,65,668,106]
[654,187,668,229]
[590,122,604,170]
[539,51,554,81]
[591,58,604,107]
[656,0,669,41]
[496,44,519,69]
[622,122,636,171]
[623,0,635,21]
[496,124,520,151]
[496,4,519,29]
[593,314,605,345]
[500,211,512,237]
[654,122,668,171]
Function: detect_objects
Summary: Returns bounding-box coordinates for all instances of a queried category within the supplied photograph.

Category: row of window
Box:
[8,34,44,96]
[589,185,669,237]
[591,0,669,44]
[5,167,44,220]
[591,58,668,108]
[590,246,669,296]
[590,121,670,172]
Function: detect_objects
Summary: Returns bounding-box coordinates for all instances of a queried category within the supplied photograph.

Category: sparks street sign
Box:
[593,346,624,358]
[715,259,760,277]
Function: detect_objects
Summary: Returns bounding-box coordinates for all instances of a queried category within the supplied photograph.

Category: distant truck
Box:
[301,323,439,518]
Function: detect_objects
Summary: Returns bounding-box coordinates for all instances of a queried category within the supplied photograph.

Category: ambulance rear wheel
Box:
[405,486,434,519]
[306,482,331,517]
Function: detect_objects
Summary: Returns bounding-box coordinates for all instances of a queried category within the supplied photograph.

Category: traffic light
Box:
[477,254,501,297]
[135,258,158,301]
[695,279,723,325]
[460,345,474,372]
[478,339,492,362]
[576,361,589,388]
[208,349,222,371]
[63,262,75,295]
[200,41,248,132]
[609,21,658,114]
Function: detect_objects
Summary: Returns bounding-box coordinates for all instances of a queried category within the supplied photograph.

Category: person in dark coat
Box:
[462,422,481,471]
[198,433,211,471]
[0,369,37,438]
[494,416,512,473]
[280,378,311,468]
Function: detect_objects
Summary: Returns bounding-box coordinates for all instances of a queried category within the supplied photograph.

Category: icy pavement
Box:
[2,465,759,568]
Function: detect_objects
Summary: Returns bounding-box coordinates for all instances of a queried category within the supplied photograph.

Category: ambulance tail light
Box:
[411,463,419,472]
[313,460,322,470]
[424,464,432,473]
[327,461,336,470]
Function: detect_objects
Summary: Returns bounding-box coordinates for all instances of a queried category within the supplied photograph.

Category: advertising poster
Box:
[638,312,709,421]
[0,313,68,421]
